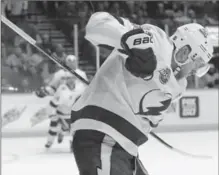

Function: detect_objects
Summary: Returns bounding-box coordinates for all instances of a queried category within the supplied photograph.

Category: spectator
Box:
[136,9,147,19]
[155,2,166,19]
[130,13,138,23]
[163,10,178,35]
[141,2,148,14]
[78,2,91,28]
[38,33,54,55]
[138,17,146,25]
[174,12,192,25]
[12,18,42,57]
[202,1,216,19]
[188,9,197,23]
[1,65,24,90]
[137,9,143,18]
[6,1,28,17]
[1,0,7,16]
[52,44,67,63]
[17,20,41,42]
[173,9,184,19]
[97,2,105,11]
[198,63,219,88]
[201,14,219,26]
[45,1,57,17]
[26,52,44,75]
[67,1,77,16]
[109,2,121,16]
[125,1,135,14]
[5,45,27,73]
[171,2,184,19]
[103,1,110,11]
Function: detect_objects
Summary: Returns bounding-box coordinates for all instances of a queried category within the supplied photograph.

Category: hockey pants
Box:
[47,114,71,144]
[72,130,149,175]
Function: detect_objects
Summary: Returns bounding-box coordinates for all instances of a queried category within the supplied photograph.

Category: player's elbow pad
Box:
[125,47,157,79]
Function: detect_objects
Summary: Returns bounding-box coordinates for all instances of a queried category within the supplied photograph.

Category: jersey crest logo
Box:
[135,89,172,116]
[159,67,171,84]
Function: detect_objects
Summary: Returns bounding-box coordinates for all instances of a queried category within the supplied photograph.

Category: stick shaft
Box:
[150,132,212,159]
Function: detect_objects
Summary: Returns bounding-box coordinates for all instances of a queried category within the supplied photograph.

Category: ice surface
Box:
[2,131,218,175]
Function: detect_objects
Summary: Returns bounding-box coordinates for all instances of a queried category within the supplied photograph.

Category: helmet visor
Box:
[195,64,210,77]
[191,57,210,77]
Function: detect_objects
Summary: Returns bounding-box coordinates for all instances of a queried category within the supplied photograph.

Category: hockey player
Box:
[44,79,77,148]
[70,12,214,175]
[36,55,87,98]
[34,55,88,148]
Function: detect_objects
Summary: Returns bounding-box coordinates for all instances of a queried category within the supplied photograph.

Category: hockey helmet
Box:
[65,55,77,70]
[170,23,214,77]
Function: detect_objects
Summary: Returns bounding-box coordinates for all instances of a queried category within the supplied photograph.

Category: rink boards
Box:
[1,89,218,137]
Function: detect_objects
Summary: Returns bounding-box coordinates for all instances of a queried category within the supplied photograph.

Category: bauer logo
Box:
[179,96,199,118]
[159,67,171,84]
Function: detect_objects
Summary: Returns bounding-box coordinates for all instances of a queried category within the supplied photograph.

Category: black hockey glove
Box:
[35,87,48,98]
[120,28,157,79]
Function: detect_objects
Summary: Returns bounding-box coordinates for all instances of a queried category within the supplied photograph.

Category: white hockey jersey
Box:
[47,68,87,115]
[50,84,79,115]
[45,68,88,96]
[71,12,187,156]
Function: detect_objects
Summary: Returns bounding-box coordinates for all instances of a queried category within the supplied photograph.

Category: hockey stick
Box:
[150,132,213,159]
[1,15,212,160]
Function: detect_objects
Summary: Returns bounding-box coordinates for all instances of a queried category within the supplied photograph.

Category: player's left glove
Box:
[35,87,48,98]
[120,28,157,79]
[35,86,55,98]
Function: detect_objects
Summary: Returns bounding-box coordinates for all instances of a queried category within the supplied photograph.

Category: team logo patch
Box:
[134,89,172,128]
[135,89,172,116]
[159,68,171,84]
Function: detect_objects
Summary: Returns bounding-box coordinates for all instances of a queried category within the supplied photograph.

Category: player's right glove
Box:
[120,28,157,79]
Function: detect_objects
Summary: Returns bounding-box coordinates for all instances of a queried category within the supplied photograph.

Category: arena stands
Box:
[1,1,219,93]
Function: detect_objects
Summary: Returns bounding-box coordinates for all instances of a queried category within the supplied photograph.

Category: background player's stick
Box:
[1,15,212,160]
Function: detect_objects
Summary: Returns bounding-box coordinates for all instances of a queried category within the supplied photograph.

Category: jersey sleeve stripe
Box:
[48,130,57,136]
[50,101,58,108]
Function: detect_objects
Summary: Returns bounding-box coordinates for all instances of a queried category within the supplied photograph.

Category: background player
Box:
[32,55,87,149]
[70,12,214,175]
